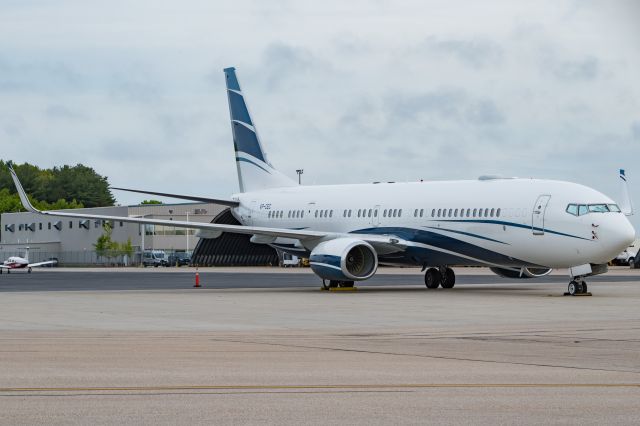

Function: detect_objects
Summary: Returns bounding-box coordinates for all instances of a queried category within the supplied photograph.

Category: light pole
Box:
[186,211,190,253]
[296,169,304,185]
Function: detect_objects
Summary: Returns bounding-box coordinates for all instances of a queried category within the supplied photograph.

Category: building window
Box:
[48,222,51,230]
[69,221,73,229]
[39,223,42,230]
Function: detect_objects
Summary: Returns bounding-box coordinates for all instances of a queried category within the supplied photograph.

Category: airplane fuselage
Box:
[231,178,634,269]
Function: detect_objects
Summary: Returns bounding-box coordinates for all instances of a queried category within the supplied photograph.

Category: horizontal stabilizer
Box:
[111,187,240,207]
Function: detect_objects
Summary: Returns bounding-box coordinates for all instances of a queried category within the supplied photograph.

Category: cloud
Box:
[632,121,640,141]
[45,105,88,121]
[386,89,505,126]
[423,37,504,68]
[551,56,599,81]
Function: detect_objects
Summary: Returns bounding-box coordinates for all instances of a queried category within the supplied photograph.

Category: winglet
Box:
[620,169,634,216]
[8,164,40,213]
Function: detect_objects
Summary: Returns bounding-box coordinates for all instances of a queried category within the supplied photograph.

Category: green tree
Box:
[140,199,162,204]
[0,161,114,213]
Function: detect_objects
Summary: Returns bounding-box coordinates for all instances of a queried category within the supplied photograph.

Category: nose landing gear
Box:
[566,279,591,296]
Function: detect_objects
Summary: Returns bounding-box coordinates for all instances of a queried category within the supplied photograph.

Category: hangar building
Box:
[0,203,278,266]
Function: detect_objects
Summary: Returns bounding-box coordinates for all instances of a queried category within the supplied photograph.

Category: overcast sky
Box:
[1,0,639,229]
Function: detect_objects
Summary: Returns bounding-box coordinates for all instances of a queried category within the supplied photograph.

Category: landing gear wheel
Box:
[339,281,355,288]
[441,267,455,289]
[581,281,588,294]
[568,281,579,296]
[329,280,340,288]
[28,267,32,274]
[424,268,442,289]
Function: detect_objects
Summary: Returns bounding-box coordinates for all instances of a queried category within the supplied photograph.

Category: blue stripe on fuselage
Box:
[432,219,591,241]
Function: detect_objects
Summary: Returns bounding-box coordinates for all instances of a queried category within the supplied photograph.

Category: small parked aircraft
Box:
[0,248,57,274]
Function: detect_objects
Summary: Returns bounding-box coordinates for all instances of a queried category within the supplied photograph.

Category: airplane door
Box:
[370,205,381,227]
[532,195,551,235]
[246,200,257,226]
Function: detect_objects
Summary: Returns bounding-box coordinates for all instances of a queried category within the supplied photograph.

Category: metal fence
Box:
[1,250,161,267]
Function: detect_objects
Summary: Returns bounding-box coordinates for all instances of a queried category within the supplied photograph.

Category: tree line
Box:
[0,160,115,214]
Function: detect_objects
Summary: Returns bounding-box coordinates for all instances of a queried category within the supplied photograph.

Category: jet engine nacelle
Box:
[490,267,553,279]
[309,238,378,281]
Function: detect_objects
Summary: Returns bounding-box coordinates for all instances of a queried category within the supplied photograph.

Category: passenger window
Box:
[437,209,441,217]
[315,210,318,218]
[496,208,501,217]
[490,208,495,217]
[420,209,424,217]
[454,209,458,217]
[566,204,578,216]
[448,209,452,217]
[473,208,477,217]
[374,210,378,217]
[330,210,333,218]
[398,209,402,217]
[466,209,471,217]
[368,209,372,217]
[414,209,418,217]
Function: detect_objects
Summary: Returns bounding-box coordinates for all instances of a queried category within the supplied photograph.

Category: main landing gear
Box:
[28,267,32,274]
[424,267,455,289]
[566,278,590,296]
[322,280,355,290]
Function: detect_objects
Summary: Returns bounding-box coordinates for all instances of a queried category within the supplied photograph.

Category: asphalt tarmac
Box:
[0,267,636,292]
[1,267,639,425]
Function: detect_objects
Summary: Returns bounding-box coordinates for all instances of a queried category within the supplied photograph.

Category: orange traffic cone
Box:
[194,269,201,288]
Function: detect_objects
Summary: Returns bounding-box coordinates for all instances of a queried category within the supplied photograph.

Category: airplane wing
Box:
[110,187,240,207]
[9,165,407,251]
[27,260,57,268]
[0,265,10,269]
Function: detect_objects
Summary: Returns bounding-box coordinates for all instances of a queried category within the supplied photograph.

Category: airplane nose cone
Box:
[605,216,636,254]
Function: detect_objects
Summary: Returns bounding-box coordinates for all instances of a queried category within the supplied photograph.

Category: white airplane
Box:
[8,68,636,294]
[0,247,57,274]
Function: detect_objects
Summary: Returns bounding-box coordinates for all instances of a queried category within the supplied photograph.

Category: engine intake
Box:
[490,267,552,279]
[310,238,378,281]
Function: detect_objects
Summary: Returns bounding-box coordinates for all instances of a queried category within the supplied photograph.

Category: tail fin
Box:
[224,67,296,192]
[620,169,634,216]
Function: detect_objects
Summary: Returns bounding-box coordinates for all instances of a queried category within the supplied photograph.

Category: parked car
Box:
[613,245,637,267]
[167,252,191,267]
[142,250,169,267]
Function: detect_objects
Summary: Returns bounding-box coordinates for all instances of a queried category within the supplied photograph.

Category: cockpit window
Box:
[567,203,613,216]
[588,204,609,213]
[566,204,578,216]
